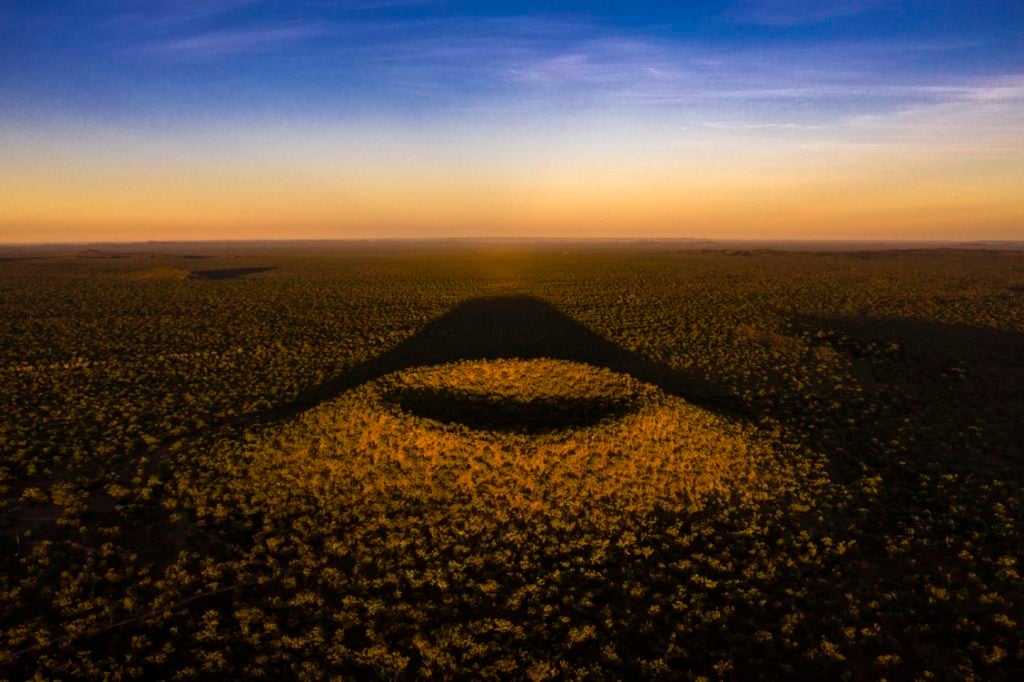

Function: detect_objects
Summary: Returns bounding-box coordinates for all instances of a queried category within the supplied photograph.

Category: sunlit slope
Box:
[173,358,825,676]
[211,358,806,513]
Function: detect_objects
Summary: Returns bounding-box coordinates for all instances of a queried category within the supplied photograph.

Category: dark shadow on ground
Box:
[275,296,745,424]
[796,315,1024,381]
[793,314,1024,478]
[190,267,276,280]
[74,249,132,259]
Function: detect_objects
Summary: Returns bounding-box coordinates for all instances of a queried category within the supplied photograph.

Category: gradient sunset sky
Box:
[2,1,1023,242]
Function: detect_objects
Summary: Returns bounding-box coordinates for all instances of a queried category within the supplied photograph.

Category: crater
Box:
[384,387,638,433]
[378,358,646,434]
[250,356,798,516]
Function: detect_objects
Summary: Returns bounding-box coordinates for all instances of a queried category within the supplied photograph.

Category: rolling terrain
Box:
[1,245,1022,679]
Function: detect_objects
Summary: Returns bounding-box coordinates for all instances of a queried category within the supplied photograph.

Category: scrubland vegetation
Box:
[1,246,1022,679]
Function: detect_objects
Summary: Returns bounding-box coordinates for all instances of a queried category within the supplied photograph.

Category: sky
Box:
[1,0,1023,242]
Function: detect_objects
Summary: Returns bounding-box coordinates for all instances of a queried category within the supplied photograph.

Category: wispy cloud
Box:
[139,22,328,59]
[962,77,1024,102]
[336,0,437,9]
[506,37,681,86]
[727,0,890,26]
[761,74,1024,164]
[847,75,1024,124]
[69,5,1024,133]
[108,0,261,28]
[311,16,982,107]
[705,121,824,130]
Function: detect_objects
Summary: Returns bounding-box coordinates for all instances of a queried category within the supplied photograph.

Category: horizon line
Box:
[3,237,1024,250]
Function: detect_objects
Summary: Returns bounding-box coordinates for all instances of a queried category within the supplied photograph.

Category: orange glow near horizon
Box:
[2,110,1023,243]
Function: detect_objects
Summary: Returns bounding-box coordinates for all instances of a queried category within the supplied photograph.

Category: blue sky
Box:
[3,0,1022,123]
[1,1,1023,241]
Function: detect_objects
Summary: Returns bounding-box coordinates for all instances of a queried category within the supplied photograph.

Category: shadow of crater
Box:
[190,266,276,280]
[383,386,639,434]
[262,295,745,428]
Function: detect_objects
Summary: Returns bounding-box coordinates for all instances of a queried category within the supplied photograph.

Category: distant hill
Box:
[127,266,192,280]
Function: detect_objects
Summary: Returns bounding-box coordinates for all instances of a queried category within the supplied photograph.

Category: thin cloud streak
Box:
[726,0,892,26]
[294,17,991,109]
[704,122,824,130]
[138,22,329,59]
[107,0,261,28]
[337,0,437,9]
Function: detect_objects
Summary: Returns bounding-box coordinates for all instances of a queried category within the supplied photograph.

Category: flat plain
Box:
[1,244,1022,679]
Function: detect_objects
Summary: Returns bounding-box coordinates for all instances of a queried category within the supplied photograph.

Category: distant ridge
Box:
[2,238,1023,258]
